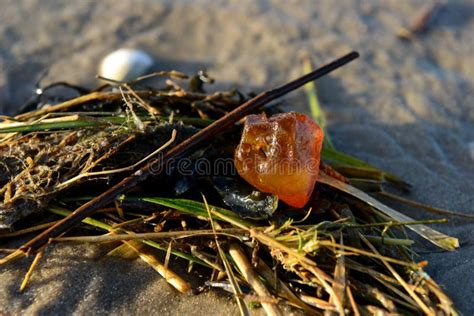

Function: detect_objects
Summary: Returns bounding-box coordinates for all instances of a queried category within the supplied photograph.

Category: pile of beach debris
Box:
[0,52,462,315]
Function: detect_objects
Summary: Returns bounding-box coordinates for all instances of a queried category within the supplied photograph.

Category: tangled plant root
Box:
[0,128,131,228]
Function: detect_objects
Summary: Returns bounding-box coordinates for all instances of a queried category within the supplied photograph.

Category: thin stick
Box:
[124,83,160,115]
[19,247,45,292]
[229,243,283,316]
[133,70,189,82]
[0,220,60,239]
[50,228,248,243]
[6,52,359,260]
[346,286,360,316]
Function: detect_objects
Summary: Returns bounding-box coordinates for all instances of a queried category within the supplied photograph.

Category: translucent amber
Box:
[234,112,324,208]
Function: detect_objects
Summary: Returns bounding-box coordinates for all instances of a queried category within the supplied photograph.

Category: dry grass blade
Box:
[0,220,60,239]
[359,234,434,315]
[296,240,417,268]
[229,244,283,316]
[50,228,247,243]
[346,286,360,316]
[299,294,337,311]
[249,229,342,310]
[255,258,316,315]
[124,83,160,115]
[123,240,191,294]
[19,247,45,292]
[0,250,26,265]
[318,173,459,251]
[327,235,346,315]
[345,259,419,309]
[107,242,139,260]
[424,278,458,315]
[49,208,191,293]
[203,195,250,316]
[368,285,396,313]
[132,70,189,82]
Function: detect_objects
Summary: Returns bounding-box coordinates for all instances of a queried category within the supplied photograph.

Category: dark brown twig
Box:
[2,52,359,262]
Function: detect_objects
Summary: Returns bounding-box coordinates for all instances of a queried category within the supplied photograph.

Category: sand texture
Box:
[0,0,473,314]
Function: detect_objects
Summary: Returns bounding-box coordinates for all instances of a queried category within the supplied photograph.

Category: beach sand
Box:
[0,0,473,314]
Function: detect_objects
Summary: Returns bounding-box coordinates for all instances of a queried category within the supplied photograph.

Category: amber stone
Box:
[234,112,324,208]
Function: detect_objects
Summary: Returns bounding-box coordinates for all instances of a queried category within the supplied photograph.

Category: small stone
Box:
[98,48,153,82]
[234,112,324,208]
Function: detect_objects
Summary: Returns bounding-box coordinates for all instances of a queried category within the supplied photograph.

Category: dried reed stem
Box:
[19,247,45,292]
[124,240,191,294]
[229,243,282,316]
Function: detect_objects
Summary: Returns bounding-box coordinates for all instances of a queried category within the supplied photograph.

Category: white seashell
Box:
[98,48,153,82]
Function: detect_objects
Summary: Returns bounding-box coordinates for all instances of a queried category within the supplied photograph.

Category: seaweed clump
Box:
[0,56,464,315]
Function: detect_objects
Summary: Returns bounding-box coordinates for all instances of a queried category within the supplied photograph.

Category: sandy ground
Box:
[0,0,473,314]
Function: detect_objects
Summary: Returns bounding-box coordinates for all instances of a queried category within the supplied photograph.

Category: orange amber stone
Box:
[234,112,324,208]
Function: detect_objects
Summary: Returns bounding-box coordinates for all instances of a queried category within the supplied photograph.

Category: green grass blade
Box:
[301,57,409,189]
[48,205,111,231]
[141,197,255,228]
[321,147,410,189]
[0,115,212,134]
[0,118,106,133]
[63,195,258,227]
[302,56,334,149]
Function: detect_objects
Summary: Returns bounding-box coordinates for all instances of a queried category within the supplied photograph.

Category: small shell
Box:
[98,48,153,82]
